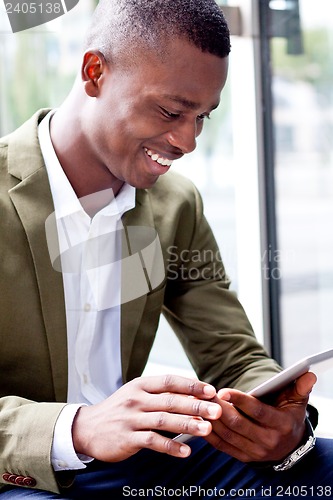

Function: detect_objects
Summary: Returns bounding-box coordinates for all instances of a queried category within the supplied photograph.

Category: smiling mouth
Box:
[145,148,174,167]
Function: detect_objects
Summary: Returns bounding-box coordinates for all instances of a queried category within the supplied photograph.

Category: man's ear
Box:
[81,50,107,97]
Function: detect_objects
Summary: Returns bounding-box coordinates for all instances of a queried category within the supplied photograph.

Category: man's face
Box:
[84,38,229,190]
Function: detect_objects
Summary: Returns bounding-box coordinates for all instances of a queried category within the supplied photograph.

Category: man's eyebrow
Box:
[162,95,200,110]
[162,94,220,112]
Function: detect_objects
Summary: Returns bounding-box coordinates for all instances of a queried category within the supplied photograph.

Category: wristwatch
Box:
[273,417,316,471]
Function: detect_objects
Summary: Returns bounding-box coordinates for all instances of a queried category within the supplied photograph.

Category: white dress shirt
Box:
[38,110,136,470]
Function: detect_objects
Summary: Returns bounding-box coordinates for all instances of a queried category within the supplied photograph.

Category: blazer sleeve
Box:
[0,113,72,494]
[0,396,71,494]
[161,179,282,391]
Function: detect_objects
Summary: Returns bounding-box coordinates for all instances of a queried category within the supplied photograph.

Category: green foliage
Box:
[7,33,76,131]
[271,29,333,89]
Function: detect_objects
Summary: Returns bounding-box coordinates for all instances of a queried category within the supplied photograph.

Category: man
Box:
[0,0,332,498]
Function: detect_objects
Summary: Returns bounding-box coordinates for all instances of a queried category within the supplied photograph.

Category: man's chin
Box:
[132,173,163,190]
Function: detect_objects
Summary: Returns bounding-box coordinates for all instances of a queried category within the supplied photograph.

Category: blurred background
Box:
[1,0,332,435]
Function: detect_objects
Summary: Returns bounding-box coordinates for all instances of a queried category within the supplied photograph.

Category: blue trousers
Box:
[1,437,333,499]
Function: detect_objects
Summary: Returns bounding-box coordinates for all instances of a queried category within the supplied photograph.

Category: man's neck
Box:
[49,104,124,215]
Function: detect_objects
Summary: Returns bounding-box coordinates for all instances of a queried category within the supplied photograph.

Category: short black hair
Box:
[85,0,231,62]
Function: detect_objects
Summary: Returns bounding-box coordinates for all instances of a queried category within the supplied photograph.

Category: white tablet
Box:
[248,347,333,398]
[173,348,333,443]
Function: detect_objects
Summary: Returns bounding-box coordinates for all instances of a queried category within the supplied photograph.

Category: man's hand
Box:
[205,372,316,463]
[72,375,222,462]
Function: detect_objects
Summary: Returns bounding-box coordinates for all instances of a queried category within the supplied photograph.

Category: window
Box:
[260,0,333,434]
[0,0,94,135]
[2,0,332,434]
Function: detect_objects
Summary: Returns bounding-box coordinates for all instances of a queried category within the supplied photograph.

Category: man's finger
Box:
[215,390,279,427]
[138,375,217,399]
[274,371,316,409]
[135,412,212,436]
[294,371,317,398]
[133,430,192,458]
[146,393,222,420]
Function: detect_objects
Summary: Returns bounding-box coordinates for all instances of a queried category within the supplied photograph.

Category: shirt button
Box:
[84,303,91,312]
[83,374,89,384]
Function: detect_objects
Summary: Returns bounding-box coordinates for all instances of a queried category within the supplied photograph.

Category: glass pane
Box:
[146,72,238,374]
[270,1,333,403]
[0,1,94,135]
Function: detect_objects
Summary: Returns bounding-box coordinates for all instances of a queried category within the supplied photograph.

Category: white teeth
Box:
[145,148,173,167]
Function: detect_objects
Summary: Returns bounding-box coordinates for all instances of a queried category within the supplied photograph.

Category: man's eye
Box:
[161,108,180,119]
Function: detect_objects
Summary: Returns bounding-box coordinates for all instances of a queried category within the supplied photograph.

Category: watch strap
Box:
[273,418,316,471]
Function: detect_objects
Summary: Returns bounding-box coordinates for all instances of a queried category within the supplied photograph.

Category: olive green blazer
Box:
[0,110,280,493]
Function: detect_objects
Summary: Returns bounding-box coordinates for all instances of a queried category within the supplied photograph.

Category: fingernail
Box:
[198,421,210,433]
[207,404,220,418]
[179,445,190,457]
[203,385,216,397]
[218,391,231,401]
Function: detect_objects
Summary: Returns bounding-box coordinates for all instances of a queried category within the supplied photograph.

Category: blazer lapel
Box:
[120,188,156,383]
[7,111,68,402]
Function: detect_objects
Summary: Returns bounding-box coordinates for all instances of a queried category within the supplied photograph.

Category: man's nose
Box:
[167,120,197,154]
